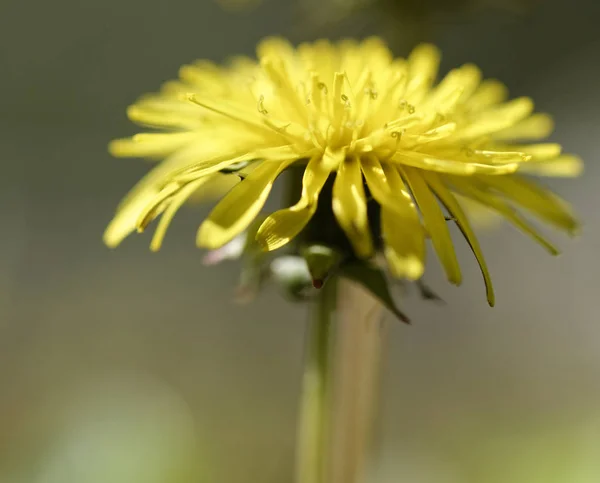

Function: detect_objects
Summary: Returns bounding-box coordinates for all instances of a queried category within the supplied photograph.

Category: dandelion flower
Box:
[105,38,581,306]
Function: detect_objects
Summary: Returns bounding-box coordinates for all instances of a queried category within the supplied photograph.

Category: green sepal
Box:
[340,261,411,324]
[300,244,343,288]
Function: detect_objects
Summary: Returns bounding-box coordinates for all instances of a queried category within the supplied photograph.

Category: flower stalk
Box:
[296,276,337,483]
[328,278,386,483]
[296,277,386,483]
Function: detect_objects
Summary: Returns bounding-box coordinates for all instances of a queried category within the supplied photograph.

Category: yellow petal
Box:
[260,56,307,124]
[381,166,426,280]
[492,113,554,141]
[465,79,508,110]
[256,37,296,61]
[150,177,213,251]
[173,145,299,182]
[455,195,502,228]
[481,175,579,235]
[332,155,373,258]
[423,172,495,306]
[136,182,182,231]
[361,156,425,280]
[105,149,259,248]
[466,149,531,163]
[506,143,562,160]
[178,61,225,90]
[450,178,560,255]
[298,39,336,86]
[401,166,461,284]
[256,153,338,251]
[459,97,534,139]
[109,132,197,158]
[104,190,161,248]
[423,64,481,112]
[391,151,519,176]
[401,122,457,146]
[360,37,393,70]
[197,159,294,249]
[188,94,307,146]
[185,173,241,203]
[518,154,583,177]
[126,102,203,130]
[406,44,441,103]
[360,155,400,208]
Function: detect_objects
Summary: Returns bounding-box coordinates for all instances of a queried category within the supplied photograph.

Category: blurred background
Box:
[1,0,600,481]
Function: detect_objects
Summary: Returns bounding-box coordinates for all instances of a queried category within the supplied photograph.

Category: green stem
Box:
[296,276,338,483]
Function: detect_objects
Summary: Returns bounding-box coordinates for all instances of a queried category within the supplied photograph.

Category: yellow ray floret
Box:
[105,37,582,306]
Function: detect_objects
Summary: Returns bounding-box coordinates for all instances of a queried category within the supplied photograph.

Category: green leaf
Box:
[340,261,411,324]
[416,280,445,303]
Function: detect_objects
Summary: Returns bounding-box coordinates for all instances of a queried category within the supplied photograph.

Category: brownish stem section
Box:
[327,278,386,483]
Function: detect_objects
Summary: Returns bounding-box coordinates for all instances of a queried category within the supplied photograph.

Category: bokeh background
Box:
[1,0,600,482]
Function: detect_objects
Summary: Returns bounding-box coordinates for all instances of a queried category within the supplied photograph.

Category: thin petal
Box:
[256,152,339,251]
[104,170,222,249]
[480,175,580,235]
[460,149,531,164]
[178,60,226,90]
[187,173,241,202]
[149,178,213,251]
[260,56,307,124]
[104,190,163,248]
[332,155,373,258]
[450,178,560,255]
[188,94,308,146]
[401,122,457,147]
[465,79,508,110]
[458,97,534,139]
[106,144,302,248]
[126,102,203,130]
[401,166,461,284]
[518,154,583,177]
[406,44,440,102]
[173,145,300,182]
[105,145,241,248]
[115,139,260,210]
[361,156,425,280]
[492,113,554,141]
[423,172,495,306]
[256,37,296,62]
[197,159,294,249]
[507,143,562,160]
[360,155,399,208]
[381,166,426,280]
[109,132,197,158]
[391,151,519,175]
[136,182,182,231]
[422,64,481,112]
[456,195,502,228]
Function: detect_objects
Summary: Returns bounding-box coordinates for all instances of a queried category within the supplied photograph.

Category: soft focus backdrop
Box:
[1,0,600,482]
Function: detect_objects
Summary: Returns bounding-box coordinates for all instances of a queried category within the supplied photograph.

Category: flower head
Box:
[105,38,581,306]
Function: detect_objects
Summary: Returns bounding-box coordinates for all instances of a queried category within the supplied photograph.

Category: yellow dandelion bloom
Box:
[105,38,581,306]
